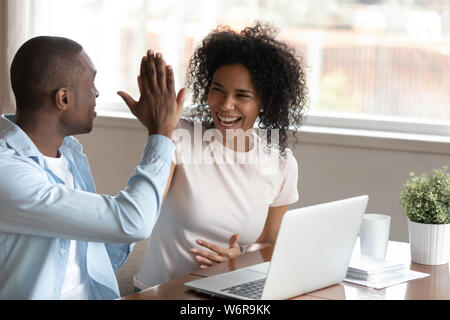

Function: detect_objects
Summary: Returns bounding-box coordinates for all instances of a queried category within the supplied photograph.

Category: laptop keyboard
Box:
[220,278,265,299]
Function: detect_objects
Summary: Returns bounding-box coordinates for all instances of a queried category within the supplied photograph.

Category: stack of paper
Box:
[344,254,429,289]
[346,255,406,281]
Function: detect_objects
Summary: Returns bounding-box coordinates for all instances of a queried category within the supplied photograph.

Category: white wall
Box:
[295,132,449,242]
[76,115,450,243]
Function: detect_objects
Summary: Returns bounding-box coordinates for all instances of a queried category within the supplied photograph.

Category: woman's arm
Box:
[163,161,176,201]
[191,205,290,267]
[246,205,290,252]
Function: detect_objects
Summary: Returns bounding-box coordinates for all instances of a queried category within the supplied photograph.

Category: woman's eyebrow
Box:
[212,82,254,94]
[236,89,254,94]
[211,82,223,87]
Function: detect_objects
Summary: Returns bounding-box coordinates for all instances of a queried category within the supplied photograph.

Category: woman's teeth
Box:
[218,114,241,127]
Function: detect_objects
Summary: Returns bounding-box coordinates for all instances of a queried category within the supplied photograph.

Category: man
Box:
[0,36,185,299]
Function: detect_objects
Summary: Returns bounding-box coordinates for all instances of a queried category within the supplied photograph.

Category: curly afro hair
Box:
[185,22,308,155]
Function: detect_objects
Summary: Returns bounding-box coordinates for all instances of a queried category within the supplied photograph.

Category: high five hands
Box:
[117,50,186,138]
[190,234,242,269]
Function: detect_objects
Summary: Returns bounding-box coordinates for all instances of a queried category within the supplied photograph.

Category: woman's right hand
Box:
[190,234,242,269]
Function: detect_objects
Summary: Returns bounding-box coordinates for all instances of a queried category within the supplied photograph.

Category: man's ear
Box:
[55,88,71,111]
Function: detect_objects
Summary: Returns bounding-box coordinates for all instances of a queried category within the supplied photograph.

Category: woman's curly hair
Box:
[185,22,308,156]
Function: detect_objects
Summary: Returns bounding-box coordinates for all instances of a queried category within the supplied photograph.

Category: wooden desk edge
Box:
[121,241,449,300]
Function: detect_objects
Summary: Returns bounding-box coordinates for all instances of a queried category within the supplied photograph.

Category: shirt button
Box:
[60,248,66,255]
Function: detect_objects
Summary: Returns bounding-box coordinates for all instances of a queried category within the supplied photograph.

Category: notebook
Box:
[184,195,369,300]
[346,255,406,281]
[344,268,429,289]
[344,253,430,289]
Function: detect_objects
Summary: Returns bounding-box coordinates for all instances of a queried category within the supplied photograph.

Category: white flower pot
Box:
[408,219,450,265]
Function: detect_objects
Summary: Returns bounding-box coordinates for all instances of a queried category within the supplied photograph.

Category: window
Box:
[29,0,450,133]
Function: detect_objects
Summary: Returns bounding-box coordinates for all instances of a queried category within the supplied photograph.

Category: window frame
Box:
[303,111,450,137]
[24,0,450,142]
[97,101,450,144]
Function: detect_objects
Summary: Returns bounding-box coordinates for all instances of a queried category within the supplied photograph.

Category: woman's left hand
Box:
[190,234,241,269]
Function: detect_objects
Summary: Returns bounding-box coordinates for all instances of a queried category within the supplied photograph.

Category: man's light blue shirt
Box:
[0,114,175,299]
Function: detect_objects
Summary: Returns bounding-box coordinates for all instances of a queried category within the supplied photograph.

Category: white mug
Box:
[359,213,391,259]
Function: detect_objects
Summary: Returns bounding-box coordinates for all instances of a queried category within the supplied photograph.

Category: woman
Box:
[134,22,308,289]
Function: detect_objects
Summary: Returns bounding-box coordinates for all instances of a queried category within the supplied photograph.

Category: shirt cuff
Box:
[142,134,175,165]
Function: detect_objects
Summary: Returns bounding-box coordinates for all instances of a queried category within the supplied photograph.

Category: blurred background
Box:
[23,0,450,124]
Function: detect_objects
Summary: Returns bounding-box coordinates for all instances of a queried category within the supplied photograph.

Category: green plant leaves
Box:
[400,166,450,224]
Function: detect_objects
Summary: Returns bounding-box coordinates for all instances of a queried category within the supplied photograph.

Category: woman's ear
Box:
[55,88,70,111]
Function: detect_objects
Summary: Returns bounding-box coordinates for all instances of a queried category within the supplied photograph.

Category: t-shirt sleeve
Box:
[171,118,192,165]
[270,149,299,207]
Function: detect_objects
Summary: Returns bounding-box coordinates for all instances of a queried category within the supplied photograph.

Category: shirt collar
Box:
[0,114,83,158]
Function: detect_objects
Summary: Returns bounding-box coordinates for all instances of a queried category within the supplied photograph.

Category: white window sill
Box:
[299,125,450,155]
[93,110,450,155]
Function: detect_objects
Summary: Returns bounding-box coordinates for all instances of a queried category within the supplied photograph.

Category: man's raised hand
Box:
[117,50,185,138]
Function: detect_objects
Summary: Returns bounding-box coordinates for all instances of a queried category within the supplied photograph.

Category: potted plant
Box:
[400,166,450,265]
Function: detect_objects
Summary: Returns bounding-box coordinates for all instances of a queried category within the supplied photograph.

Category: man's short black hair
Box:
[10,36,84,112]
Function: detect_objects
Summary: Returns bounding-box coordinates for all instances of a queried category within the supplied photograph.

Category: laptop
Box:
[184,195,369,300]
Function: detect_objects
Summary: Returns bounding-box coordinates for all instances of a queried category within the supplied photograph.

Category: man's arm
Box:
[0,51,185,243]
[0,136,172,243]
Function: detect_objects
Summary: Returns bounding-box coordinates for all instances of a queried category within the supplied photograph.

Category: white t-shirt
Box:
[135,119,299,289]
[43,153,90,300]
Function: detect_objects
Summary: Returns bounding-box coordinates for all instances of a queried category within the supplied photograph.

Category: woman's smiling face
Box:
[207,64,262,137]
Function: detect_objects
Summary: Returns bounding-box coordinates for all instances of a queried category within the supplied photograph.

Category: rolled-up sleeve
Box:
[0,135,174,243]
